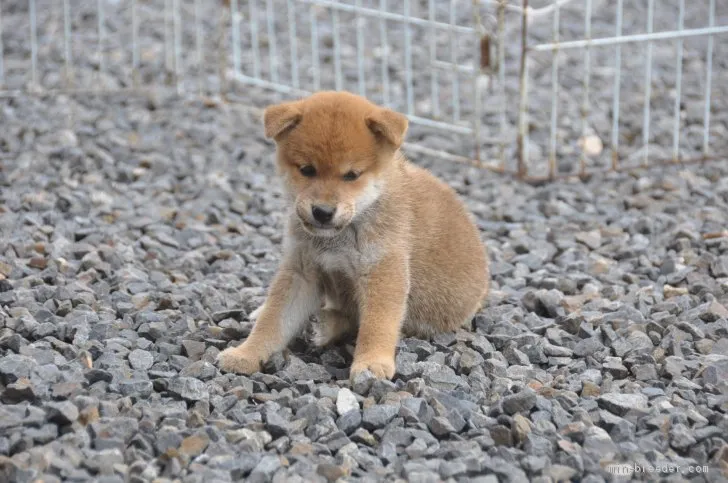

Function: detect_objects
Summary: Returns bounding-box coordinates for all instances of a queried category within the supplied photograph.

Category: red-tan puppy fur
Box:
[216,91,489,380]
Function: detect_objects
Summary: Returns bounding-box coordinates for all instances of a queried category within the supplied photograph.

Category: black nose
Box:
[312,205,336,224]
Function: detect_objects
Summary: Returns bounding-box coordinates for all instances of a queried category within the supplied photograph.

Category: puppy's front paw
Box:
[216,347,261,375]
[350,358,395,380]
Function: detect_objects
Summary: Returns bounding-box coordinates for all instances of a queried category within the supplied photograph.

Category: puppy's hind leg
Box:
[216,266,319,375]
[311,309,356,348]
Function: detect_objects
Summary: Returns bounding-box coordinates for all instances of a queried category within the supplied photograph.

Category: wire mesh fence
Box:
[0,0,726,182]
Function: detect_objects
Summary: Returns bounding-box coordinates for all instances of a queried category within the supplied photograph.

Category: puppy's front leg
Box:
[216,266,318,374]
[350,254,409,380]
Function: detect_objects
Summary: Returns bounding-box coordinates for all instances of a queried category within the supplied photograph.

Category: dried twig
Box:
[703,231,728,240]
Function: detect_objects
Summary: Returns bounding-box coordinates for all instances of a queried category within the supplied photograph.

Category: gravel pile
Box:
[1,1,728,482]
[2,93,727,482]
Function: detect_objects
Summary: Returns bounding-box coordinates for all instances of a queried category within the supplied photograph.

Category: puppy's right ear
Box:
[263,101,302,140]
[365,107,408,149]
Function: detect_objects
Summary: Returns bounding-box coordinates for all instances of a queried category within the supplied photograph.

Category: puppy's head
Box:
[263,91,408,238]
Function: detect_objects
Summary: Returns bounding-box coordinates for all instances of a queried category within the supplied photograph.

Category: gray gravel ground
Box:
[2,1,728,482]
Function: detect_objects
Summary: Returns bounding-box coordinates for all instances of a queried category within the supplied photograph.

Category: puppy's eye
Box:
[299,165,316,177]
[342,170,360,181]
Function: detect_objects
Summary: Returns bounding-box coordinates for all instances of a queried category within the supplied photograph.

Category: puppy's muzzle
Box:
[311,204,336,225]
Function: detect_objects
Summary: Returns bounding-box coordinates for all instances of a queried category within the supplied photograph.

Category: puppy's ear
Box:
[365,108,408,148]
[263,101,302,140]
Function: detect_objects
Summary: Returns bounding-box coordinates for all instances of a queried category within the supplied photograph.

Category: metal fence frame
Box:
[0,0,727,182]
[516,0,726,181]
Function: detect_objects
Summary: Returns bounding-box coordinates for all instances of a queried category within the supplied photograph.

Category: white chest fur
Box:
[303,228,382,279]
[316,248,356,275]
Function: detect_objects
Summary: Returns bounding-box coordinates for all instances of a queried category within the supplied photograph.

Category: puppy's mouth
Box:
[298,217,346,237]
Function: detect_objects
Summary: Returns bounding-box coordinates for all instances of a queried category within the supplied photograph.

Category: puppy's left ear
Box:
[366,108,408,148]
[263,101,302,140]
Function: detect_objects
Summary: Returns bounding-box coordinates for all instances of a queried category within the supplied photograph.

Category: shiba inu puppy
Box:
[217,91,488,380]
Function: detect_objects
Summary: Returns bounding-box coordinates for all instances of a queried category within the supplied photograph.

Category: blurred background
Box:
[1,0,727,178]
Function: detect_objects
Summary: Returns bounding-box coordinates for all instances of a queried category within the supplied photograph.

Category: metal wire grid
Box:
[0,0,222,96]
[517,0,727,181]
[224,0,492,167]
[228,1,482,129]
[0,1,726,181]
